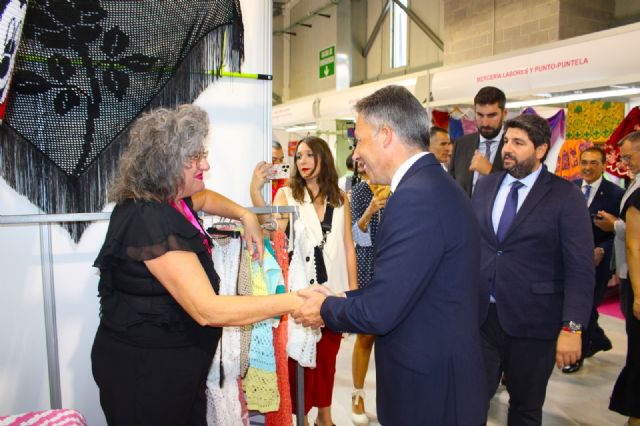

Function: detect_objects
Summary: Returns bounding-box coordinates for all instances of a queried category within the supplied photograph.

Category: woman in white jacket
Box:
[250,136,357,426]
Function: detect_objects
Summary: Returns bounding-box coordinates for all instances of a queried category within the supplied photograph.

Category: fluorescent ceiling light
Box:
[533,93,552,98]
[506,88,640,108]
[285,124,317,133]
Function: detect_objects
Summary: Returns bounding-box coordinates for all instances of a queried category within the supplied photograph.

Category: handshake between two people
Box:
[291,284,344,329]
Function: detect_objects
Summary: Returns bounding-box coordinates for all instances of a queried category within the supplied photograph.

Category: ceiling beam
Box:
[362,0,391,58]
[392,0,443,51]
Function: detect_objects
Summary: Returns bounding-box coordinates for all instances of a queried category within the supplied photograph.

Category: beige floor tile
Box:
[299,314,629,426]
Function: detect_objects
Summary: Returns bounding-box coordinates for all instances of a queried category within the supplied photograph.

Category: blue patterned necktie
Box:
[476,140,495,187]
[584,184,591,204]
[484,140,495,159]
[496,181,524,242]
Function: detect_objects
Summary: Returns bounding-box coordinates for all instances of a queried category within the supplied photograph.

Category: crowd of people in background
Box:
[288,85,640,426]
[91,85,640,426]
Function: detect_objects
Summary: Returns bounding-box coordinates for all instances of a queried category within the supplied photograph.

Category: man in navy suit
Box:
[472,114,594,426]
[562,147,624,373]
[294,85,487,426]
[449,86,507,196]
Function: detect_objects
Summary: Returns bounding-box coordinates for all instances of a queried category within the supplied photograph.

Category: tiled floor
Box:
[302,314,629,425]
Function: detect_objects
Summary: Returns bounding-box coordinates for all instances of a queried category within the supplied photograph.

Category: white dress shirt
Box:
[491,164,543,234]
[582,176,602,208]
[472,128,504,193]
[391,151,429,193]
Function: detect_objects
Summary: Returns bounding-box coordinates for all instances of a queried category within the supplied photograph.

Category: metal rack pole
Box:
[39,223,62,409]
[0,205,299,414]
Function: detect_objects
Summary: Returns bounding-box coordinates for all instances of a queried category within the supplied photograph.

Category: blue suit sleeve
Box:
[321,188,445,335]
[560,184,596,326]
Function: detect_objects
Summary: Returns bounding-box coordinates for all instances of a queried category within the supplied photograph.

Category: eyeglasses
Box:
[189,150,209,163]
[620,154,633,163]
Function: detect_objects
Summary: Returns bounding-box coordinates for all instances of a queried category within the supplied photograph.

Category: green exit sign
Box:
[319,45,335,79]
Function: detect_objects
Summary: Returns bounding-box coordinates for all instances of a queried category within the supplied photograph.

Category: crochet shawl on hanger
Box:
[0,0,244,242]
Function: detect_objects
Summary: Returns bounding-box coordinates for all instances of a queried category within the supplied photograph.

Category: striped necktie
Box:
[584,184,591,205]
[484,140,495,160]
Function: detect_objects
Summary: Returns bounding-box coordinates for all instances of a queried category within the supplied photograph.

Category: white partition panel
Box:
[0,179,50,415]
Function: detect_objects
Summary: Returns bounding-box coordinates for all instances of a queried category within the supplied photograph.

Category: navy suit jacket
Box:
[573,178,624,251]
[449,132,505,197]
[472,168,595,339]
[321,154,487,426]
[574,178,624,286]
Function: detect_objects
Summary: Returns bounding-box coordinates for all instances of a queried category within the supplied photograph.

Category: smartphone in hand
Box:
[269,163,291,179]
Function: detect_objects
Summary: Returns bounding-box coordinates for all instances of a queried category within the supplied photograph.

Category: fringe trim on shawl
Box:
[0,21,244,243]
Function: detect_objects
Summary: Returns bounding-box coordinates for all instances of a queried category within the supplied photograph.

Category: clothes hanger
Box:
[262,216,278,232]
[206,216,278,238]
[460,107,474,119]
[449,106,469,120]
[207,218,242,238]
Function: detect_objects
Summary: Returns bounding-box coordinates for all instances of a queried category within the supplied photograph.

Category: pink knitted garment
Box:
[0,409,87,426]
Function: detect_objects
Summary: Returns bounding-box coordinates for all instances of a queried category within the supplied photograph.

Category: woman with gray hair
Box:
[91,104,303,425]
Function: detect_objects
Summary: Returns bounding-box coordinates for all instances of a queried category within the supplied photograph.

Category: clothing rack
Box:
[0,205,305,425]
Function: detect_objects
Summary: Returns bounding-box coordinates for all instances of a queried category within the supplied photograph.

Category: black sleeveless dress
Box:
[91,198,221,425]
[610,189,640,418]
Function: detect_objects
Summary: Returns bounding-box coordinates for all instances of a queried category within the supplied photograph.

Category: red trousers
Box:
[288,328,342,414]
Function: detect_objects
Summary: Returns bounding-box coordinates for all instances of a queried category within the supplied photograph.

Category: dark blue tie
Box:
[476,140,496,188]
[584,184,591,204]
[496,181,524,242]
[484,139,495,159]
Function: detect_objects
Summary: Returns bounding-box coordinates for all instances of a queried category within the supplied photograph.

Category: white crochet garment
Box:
[206,237,245,426]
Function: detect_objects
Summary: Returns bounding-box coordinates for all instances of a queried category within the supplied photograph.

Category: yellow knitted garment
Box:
[242,253,280,413]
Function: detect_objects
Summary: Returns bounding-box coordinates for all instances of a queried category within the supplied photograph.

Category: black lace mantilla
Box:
[0,0,244,241]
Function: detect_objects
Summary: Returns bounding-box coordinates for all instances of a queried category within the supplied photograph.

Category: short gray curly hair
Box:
[109,104,209,203]
[355,85,429,150]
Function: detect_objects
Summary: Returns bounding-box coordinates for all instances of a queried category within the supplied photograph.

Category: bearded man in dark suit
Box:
[449,86,507,196]
[472,114,594,426]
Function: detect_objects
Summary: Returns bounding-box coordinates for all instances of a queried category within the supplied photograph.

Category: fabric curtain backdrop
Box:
[0,0,244,242]
[432,109,449,129]
[555,101,624,181]
[0,0,28,123]
[461,116,477,135]
[448,117,464,140]
[522,107,566,152]
[603,106,640,179]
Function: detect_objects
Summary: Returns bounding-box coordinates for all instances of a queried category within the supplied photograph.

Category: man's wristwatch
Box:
[562,321,583,334]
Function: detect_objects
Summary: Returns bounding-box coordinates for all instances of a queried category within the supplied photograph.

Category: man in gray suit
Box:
[449,86,507,196]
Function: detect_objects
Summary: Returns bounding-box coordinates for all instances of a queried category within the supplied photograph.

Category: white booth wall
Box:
[0,1,271,424]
